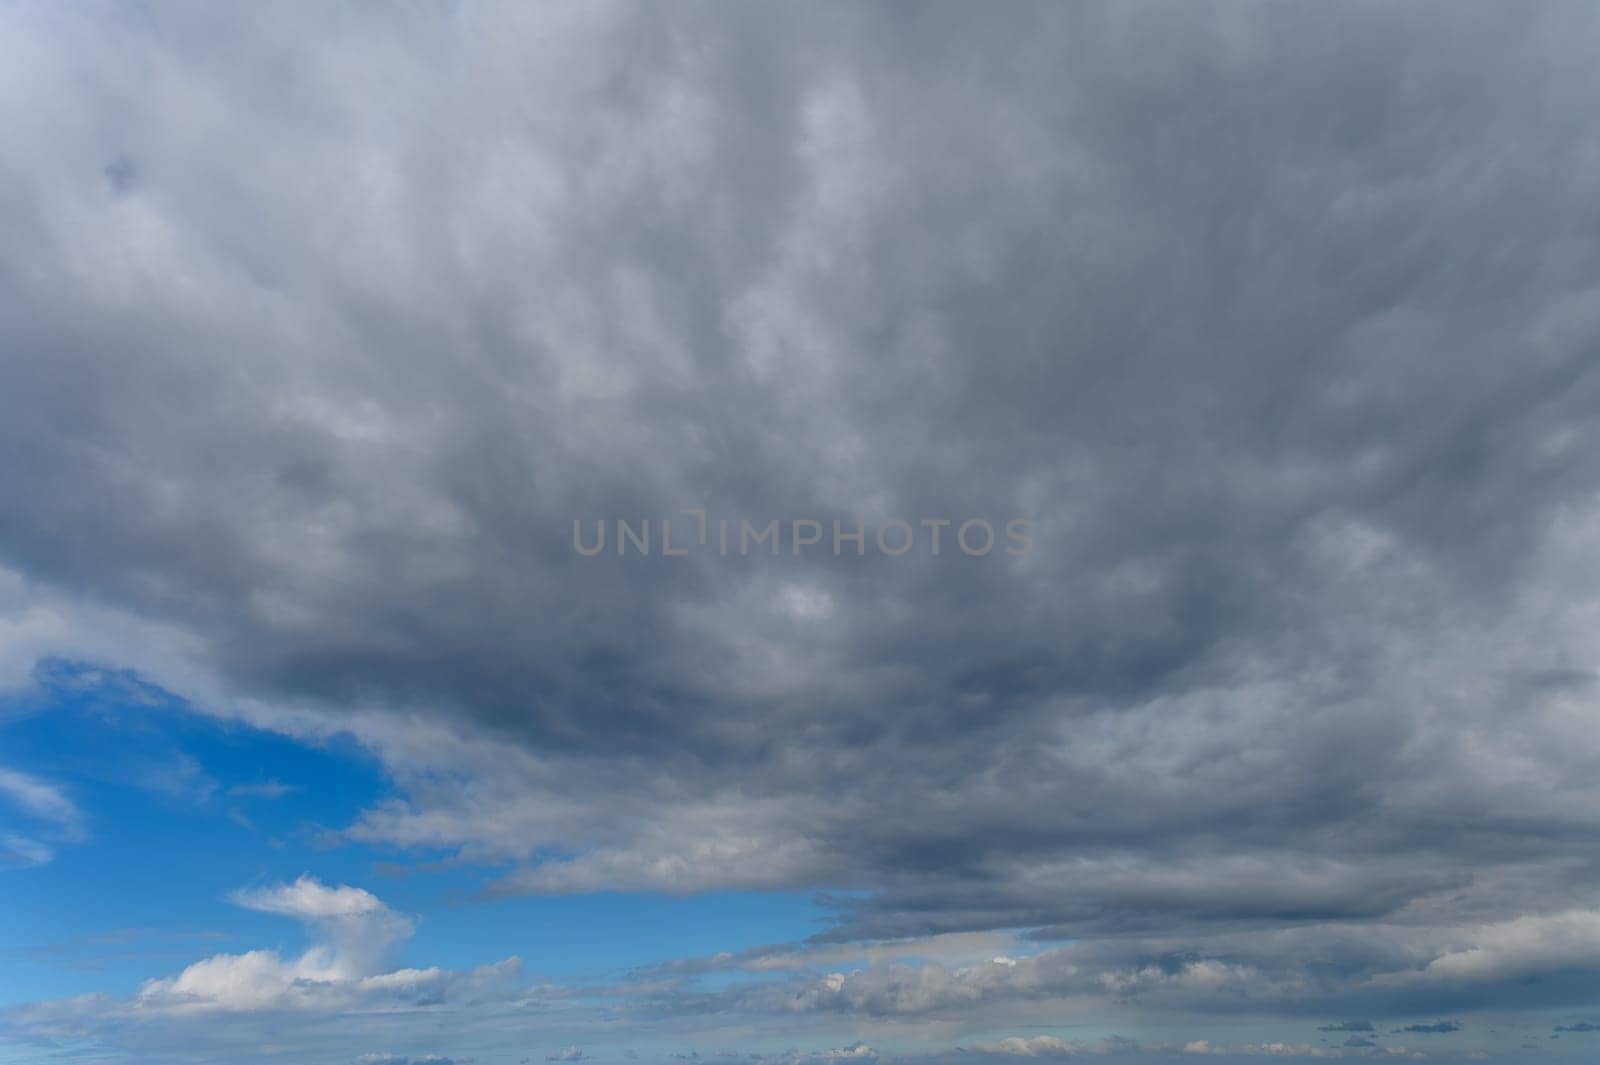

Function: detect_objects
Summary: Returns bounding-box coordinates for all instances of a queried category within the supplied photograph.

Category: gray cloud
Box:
[5,0,1600,1054]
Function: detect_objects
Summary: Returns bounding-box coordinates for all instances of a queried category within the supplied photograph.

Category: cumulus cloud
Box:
[13,876,517,1020]
[232,876,394,920]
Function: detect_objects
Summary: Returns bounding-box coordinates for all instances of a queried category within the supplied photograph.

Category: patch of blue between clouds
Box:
[0,659,831,1007]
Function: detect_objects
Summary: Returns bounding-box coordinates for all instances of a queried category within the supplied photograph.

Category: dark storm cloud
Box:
[6,0,1600,1029]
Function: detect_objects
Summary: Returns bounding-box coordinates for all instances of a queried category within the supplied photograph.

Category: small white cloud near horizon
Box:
[5,875,520,1018]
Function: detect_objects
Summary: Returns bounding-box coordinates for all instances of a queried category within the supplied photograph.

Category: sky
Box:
[4,1,1600,1063]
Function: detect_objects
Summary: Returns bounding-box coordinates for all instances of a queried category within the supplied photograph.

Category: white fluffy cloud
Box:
[20,876,520,1018]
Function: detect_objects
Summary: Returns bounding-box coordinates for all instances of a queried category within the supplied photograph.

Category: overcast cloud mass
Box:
[4,2,1600,1063]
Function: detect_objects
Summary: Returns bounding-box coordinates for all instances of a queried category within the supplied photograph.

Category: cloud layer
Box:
[5,0,1600,1060]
